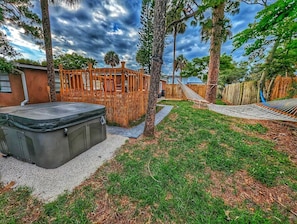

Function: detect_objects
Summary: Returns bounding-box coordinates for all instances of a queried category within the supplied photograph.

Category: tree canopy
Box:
[54,53,97,69]
[136,0,154,73]
[104,51,120,67]
[0,0,41,72]
[181,54,247,85]
[233,0,297,62]
[233,0,297,100]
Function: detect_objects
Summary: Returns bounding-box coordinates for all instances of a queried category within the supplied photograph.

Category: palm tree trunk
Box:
[41,0,56,102]
[205,2,225,103]
[143,0,168,137]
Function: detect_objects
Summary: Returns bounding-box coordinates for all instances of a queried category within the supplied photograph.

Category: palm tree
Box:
[166,3,187,84]
[40,0,78,102]
[205,2,225,103]
[104,51,120,68]
[203,0,238,103]
[175,54,187,80]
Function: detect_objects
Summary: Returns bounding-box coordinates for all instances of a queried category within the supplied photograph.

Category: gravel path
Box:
[0,104,173,202]
[107,105,173,138]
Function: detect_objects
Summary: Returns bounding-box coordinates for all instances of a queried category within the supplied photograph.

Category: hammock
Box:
[178,80,297,122]
[177,80,208,108]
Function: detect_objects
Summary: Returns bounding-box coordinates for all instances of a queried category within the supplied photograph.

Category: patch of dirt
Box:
[87,191,153,224]
[258,120,297,164]
[168,112,178,122]
[0,181,15,194]
[208,169,297,210]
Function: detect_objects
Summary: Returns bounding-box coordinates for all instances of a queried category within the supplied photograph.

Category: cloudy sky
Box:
[4,0,264,74]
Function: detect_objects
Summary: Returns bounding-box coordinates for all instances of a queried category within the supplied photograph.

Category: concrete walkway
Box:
[107,104,173,138]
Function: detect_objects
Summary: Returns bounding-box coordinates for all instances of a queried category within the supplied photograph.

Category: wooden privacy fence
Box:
[222,81,259,105]
[270,76,297,100]
[165,84,206,99]
[222,76,297,105]
[59,62,150,127]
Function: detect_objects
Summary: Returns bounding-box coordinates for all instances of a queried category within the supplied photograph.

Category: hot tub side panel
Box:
[0,116,106,169]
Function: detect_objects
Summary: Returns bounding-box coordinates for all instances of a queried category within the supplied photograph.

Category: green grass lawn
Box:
[1,100,297,223]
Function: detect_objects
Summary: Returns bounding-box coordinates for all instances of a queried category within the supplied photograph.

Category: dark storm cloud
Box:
[45,0,141,69]
[6,0,265,74]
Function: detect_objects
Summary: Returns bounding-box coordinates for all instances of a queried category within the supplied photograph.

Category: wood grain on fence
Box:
[270,76,297,100]
[165,84,206,100]
[222,76,297,105]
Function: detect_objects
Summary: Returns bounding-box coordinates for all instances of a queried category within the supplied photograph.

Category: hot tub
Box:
[0,102,106,168]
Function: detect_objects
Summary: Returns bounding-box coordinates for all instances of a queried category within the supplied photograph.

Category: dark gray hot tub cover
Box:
[0,102,105,132]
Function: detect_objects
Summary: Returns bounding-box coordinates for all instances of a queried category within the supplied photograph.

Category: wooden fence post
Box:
[139,68,144,115]
[121,61,125,93]
[59,64,64,95]
[88,63,93,93]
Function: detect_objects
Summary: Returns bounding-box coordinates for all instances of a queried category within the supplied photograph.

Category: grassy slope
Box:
[1,101,297,223]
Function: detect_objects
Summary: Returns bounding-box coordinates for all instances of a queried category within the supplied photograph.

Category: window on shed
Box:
[0,73,12,93]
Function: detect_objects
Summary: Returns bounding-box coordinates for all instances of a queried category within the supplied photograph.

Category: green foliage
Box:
[219,57,248,86]
[181,54,247,85]
[233,0,297,62]
[136,47,151,71]
[0,0,42,58]
[104,51,120,68]
[54,53,97,69]
[269,42,297,76]
[0,32,18,58]
[287,81,297,98]
[195,0,239,43]
[174,54,187,73]
[181,56,209,79]
[14,58,42,66]
[136,0,154,73]
[0,57,14,73]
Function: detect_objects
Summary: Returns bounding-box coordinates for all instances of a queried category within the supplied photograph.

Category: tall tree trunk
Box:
[143,0,168,137]
[172,26,177,84]
[205,2,225,103]
[41,0,56,102]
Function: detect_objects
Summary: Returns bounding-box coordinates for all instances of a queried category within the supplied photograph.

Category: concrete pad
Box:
[0,134,128,202]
